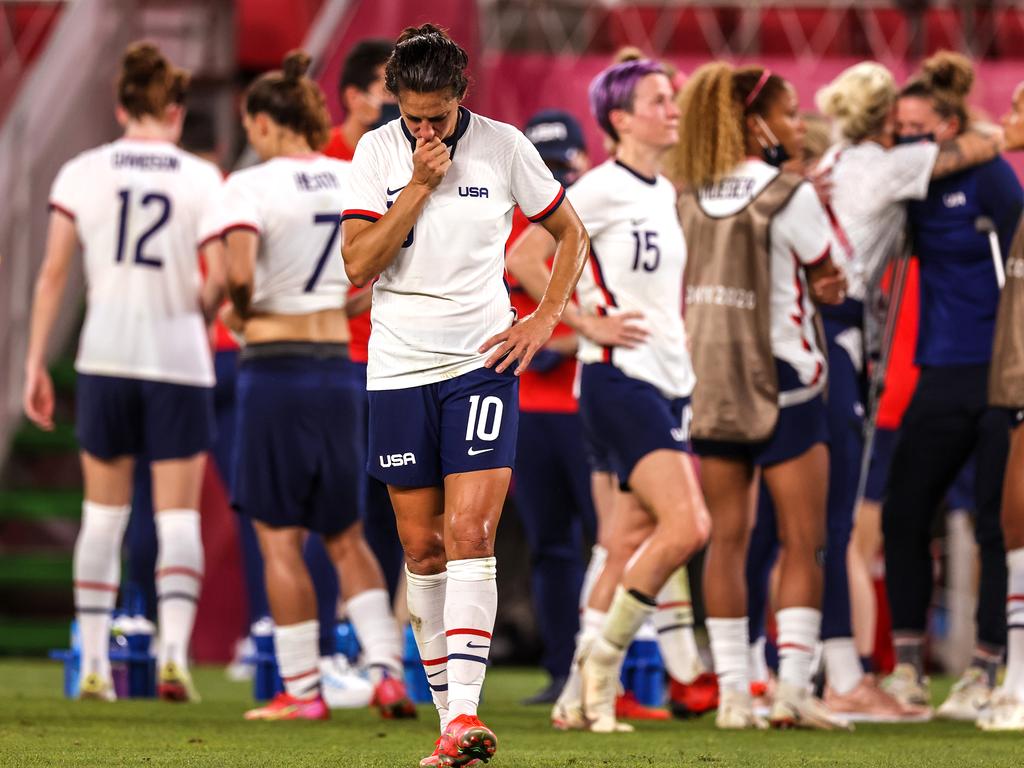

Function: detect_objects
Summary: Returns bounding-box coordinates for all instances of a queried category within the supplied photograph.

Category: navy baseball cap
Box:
[524,109,587,163]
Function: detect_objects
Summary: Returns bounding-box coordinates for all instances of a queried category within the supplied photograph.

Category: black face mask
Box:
[371,102,401,130]
[762,143,791,168]
[895,132,936,145]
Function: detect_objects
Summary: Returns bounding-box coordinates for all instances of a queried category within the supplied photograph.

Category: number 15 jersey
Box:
[49,138,222,387]
[573,160,695,400]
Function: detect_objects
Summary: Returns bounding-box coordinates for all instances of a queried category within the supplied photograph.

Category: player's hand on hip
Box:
[412,137,451,190]
[578,310,649,348]
[23,364,55,431]
[480,312,558,375]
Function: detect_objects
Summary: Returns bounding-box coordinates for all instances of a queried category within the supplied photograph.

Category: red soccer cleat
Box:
[669,672,719,718]
[615,691,670,720]
[372,675,417,719]
[437,714,497,767]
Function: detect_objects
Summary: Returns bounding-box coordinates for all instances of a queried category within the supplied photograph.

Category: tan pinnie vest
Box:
[678,171,804,443]
[990,217,1024,409]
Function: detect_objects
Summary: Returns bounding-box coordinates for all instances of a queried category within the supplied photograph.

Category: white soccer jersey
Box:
[572,160,695,400]
[698,159,832,398]
[342,108,564,391]
[817,141,937,299]
[204,155,351,315]
[49,138,221,387]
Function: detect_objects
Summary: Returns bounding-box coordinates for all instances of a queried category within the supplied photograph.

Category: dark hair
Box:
[339,38,393,99]
[117,41,189,119]
[900,50,974,131]
[245,50,331,151]
[732,67,788,118]
[384,24,469,99]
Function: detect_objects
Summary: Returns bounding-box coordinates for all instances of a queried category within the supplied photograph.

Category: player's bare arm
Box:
[342,137,449,286]
[506,222,648,348]
[224,228,259,317]
[481,201,588,374]
[932,126,1003,179]
[198,237,227,324]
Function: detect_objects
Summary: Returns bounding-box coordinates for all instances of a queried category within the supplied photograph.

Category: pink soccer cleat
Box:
[243,691,329,721]
[436,714,497,767]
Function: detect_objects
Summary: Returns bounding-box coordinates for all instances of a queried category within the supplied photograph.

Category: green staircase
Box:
[0,357,81,656]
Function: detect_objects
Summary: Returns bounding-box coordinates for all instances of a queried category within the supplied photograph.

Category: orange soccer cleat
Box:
[436,714,497,767]
[615,691,670,720]
[669,672,719,718]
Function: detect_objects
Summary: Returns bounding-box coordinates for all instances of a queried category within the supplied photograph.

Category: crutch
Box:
[976,216,1006,289]
[853,246,913,511]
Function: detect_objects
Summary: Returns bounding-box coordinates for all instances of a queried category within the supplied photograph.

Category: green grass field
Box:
[0,660,1020,767]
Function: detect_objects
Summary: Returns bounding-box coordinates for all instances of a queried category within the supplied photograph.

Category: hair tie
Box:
[745,69,772,109]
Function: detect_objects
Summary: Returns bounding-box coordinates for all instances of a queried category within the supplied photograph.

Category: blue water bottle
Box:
[403,624,431,704]
[251,616,281,701]
[335,620,360,663]
[65,620,81,699]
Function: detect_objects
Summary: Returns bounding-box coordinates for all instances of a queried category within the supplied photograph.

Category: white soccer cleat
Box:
[977,689,1024,731]
[882,663,932,711]
[716,687,768,730]
[937,667,991,722]
[580,652,633,733]
[768,681,853,731]
[319,655,374,709]
[551,698,587,731]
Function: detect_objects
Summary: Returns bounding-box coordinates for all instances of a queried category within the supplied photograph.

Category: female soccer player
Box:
[23,42,224,702]
[982,85,1024,731]
[341,24,589,767]
[803,60,1002,720]
[883,53,1023,720]
[207,51,413,722]
[674,63,848,730]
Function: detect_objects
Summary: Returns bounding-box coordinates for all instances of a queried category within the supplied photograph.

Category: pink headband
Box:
[745,69,773,109]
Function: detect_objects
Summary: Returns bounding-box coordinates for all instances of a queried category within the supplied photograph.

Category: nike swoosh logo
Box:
[386,185,407,196]
[466,642,490,650]
[467,447,494,456]
[426,670,445,679]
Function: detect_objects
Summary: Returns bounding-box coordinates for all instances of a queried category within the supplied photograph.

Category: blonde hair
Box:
[816,62,895,142]
[670,62,786,189]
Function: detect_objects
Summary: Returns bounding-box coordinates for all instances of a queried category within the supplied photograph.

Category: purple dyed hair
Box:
[588,58,666,141]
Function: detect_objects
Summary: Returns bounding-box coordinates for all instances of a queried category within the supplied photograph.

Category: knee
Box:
[403,532,446,574]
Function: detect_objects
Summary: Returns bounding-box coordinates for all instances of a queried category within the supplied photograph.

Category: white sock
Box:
[559,608,607,706]
[579,545,608,611]
[823,637,864,695]
[1004,548,1024,698]
[155,509,204,670]
[654,567,704,683]
[73,501,130,681]
[603,586,657,650]
[347,587,403,682]
[407,567,449,730]
[707,617,749,693]
[444,557,497,721]
[777,607,822,690]
[750,636,769,685]
[275,619,321,700]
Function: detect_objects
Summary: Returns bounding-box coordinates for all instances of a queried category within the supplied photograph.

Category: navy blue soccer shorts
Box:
[367,365,519,487]
[577,362,690,489]
[691,360,830,467]
[232,346,362,536]
[76,372,214,461]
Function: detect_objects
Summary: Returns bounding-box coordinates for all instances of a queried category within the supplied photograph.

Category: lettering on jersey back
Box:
[295,171,339,192]
[112,153,180,172]
[699,176,756,201]
[458,186,489,198]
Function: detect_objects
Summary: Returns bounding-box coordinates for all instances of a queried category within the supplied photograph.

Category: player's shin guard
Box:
[276,619,321,699]
[155,509,204,670]
[407,567,450,730]
[1005,548,1024,698]
[777,607,822,690]
[655,567,704,683]
[592,587,656,669]
[74,501,130,682]
[444,557,497,721]
[347,587,404,681]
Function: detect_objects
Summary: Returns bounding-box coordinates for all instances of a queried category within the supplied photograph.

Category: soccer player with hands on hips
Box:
[209,51,414,724]
[340,24,589,768]
[23,42,225,704]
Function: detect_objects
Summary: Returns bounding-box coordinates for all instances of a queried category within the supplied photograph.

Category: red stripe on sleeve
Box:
[526,187,566,223]
[49,201,76,221]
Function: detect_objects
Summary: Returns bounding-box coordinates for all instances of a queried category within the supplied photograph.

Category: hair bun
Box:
[122,42,166,84]
[921,51,974,98]
[282,50,312,83]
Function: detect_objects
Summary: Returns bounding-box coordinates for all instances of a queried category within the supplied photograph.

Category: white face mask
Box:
[753,114,790,167]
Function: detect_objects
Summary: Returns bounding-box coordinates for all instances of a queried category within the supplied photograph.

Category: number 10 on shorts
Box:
[465,395,504,442]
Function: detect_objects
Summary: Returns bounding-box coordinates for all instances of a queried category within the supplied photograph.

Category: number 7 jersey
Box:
[203,154,351,315]
[572,160,695,400]
[49,138,222,387]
